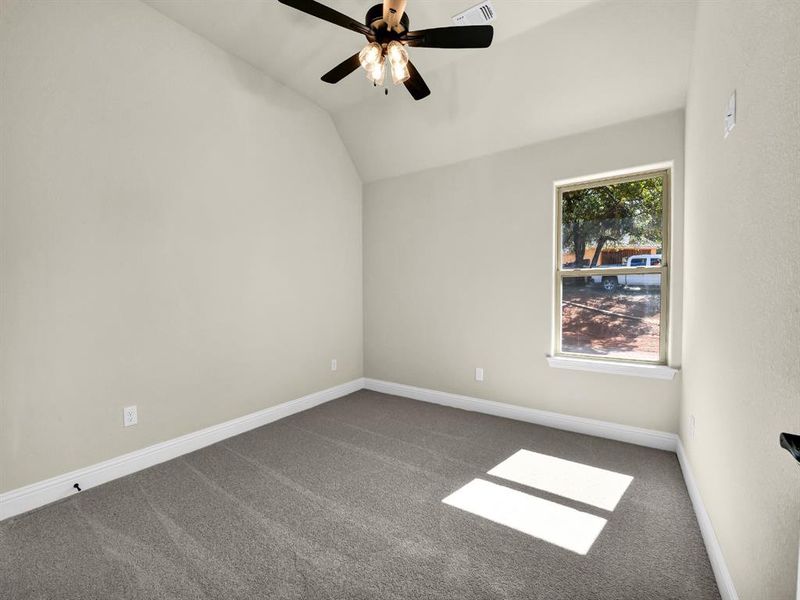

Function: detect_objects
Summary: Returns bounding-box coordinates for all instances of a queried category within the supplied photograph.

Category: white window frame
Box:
[553,168,671,366]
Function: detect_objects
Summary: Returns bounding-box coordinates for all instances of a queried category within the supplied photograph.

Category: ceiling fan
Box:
[277,0,494,100]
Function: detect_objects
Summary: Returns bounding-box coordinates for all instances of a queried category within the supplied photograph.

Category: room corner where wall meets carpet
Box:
[0,389,721,600]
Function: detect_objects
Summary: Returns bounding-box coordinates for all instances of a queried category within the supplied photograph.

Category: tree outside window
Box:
[555,171,669,364]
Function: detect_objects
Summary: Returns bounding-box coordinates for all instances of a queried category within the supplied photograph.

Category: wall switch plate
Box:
[475,367,484,382]
[331,359,337,371]
[123,405,138,427]
[724,91,736,138]
[688,414,696,440]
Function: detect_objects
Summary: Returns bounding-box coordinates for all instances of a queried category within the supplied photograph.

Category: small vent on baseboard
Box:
[452,0,496,26]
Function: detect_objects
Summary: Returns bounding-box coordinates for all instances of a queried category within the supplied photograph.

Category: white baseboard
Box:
[0,378,365,522]
[676,440,739,600]
[2,375,740,600]
[363,378,678,451]
[365,378,739,598]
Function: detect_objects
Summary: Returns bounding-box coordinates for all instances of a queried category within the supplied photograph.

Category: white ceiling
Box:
[145,0,697,182]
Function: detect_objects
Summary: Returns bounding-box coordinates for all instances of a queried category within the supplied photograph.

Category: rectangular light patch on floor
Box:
[442,479,607,555]
[488,449,633,511]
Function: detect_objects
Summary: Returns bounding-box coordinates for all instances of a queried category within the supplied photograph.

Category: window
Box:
[555,169,669,364]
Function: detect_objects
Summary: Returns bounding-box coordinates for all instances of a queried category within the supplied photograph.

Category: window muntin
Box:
[555,169,669,364]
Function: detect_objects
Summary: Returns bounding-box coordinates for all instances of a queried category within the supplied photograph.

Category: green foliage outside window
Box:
[562,176,663,267]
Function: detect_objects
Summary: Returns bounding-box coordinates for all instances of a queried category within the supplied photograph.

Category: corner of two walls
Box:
[680,1,800,598]
[362,109,686,435]
[0,0,688,498]
[0,0,364,493]
[6,4,798,595]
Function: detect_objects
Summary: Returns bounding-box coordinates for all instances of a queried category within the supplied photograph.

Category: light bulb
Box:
[386,41,408,66]
[390,62,409,85]
[358,42,382,70]
[367,59,385,85]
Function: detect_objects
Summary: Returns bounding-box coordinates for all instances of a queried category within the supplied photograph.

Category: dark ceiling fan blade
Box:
[278,0,372,37]
[403,61,430,101]
[404,25,493,48]
[321,53,361,84]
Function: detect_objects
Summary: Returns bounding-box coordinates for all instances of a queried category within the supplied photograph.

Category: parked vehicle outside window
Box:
[555,170,670,364]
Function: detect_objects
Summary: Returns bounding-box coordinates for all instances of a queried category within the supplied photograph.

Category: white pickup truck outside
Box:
[591,254,662,291]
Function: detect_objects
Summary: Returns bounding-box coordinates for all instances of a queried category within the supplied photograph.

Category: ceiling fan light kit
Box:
[358,42,382,69]
[278,0,494,100]
[368,60,385,86]
[390,62,410,85]
[360,39,409,86]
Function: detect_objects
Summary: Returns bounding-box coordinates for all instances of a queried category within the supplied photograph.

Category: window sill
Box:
[546,356,679,380]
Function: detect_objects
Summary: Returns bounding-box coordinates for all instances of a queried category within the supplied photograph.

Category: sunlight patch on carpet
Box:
[487,449,633,511]
[442,479,607,555]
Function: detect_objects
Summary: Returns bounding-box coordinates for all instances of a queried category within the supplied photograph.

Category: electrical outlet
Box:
[688,415,696,440]
[331,358,337,371]
[123,405,138,427]
[475,367,484,382]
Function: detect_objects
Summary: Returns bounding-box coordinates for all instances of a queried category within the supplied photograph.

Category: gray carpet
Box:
[0,390,719,599]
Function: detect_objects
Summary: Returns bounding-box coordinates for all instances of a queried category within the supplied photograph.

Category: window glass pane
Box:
[561,275,662,362]
[561,175,663,269]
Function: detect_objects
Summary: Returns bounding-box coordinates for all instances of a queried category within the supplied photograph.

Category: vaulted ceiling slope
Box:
[145,0,697,182]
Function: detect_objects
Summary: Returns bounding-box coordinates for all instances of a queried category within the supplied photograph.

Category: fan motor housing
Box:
[365,3,409,32]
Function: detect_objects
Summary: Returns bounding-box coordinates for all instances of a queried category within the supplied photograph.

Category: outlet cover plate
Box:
[123,405,138,427]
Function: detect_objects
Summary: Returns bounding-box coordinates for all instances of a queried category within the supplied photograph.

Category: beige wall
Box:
[4,8,798,597]
[364,111,685,433]
[0,0,363,492]
[681,1,800,598]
